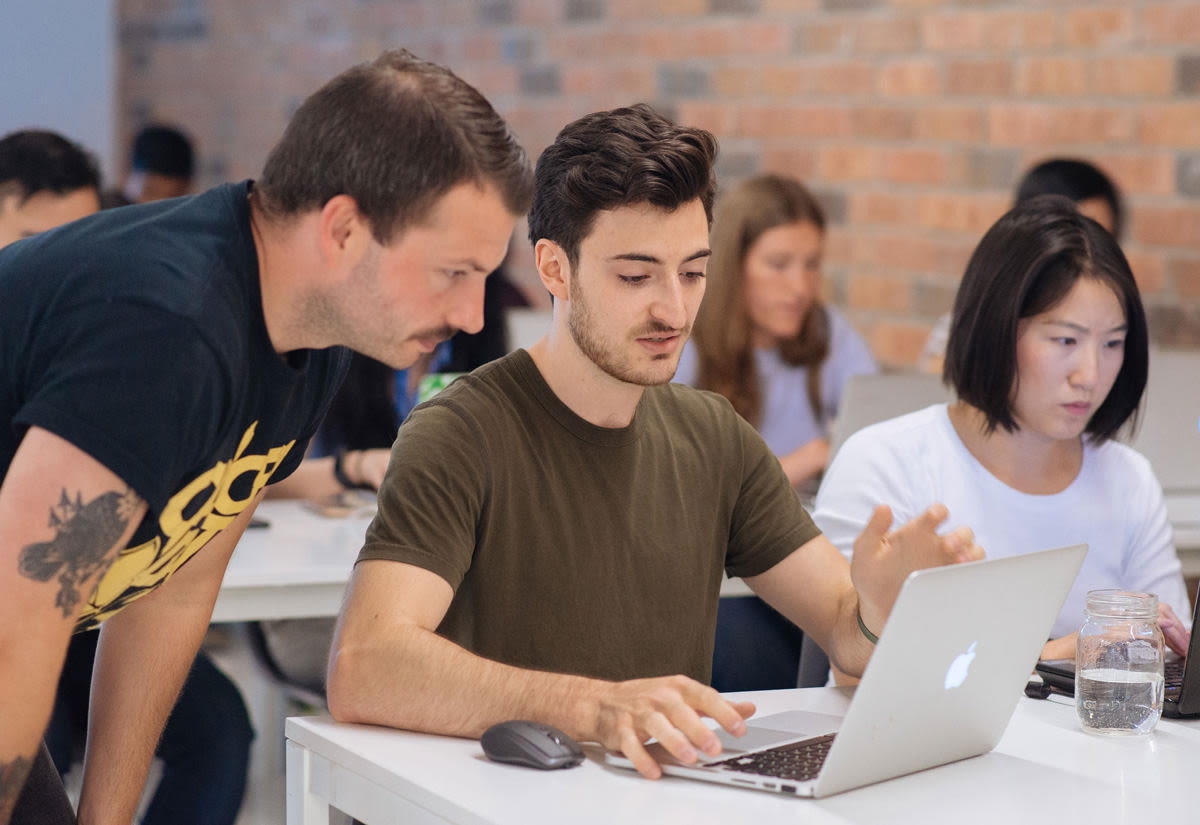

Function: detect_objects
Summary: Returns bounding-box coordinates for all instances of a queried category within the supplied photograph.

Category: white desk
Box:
[211,498,376,623]
[285,688,1200,825]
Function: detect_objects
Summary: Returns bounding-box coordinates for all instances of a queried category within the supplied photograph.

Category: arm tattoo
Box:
[0,753,33,819]
[17,487,141,618]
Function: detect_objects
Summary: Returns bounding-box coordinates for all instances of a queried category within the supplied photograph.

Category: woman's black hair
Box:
[944,195,1147,443]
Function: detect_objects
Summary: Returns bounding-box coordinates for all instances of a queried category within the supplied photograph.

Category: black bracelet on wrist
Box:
[333,448,372,491]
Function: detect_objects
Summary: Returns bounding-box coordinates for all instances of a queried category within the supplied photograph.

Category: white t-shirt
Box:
[675,305,877,457]
[813,404,1190,639]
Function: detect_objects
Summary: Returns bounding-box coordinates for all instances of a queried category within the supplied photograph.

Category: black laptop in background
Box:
[1035,584,1200,719]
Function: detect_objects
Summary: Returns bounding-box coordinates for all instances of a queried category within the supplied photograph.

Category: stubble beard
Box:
[566,275,683,388]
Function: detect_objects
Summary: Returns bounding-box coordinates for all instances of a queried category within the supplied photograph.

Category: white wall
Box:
[0,0,116,181]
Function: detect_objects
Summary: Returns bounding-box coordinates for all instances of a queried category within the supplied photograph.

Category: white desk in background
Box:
[211,498,376,623]
[285,687,1200,825]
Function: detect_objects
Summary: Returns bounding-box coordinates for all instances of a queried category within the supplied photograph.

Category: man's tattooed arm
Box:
[17,487,141,618]
[0,753,32,823]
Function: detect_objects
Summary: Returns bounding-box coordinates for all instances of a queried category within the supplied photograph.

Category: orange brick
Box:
[797,21,850,54]
[712,66,759,97]
[822,232,856,269]
[1017,57,1088,97]
[1092,153,1175,197]
[1065,7,1134,48]
[818,146,880,182]
[738,105,853,140]
[914,106,985,143]
[1140,4,1200,46]
[877,58,942,98]
[760,66,814,97]
[915,193,1009,234]
[1139,104,1200,147]
[849,192,908,226]
[513,0,558,25]
[1091,55,1174,97]
[883,148,948,186]
[1125,250,1167,295]
[870,320,933,368]
[854,16,921,55]
[853,107,915,140]
[873,233,942,273]
[676,102,737,138]
[1132,205,1200,248]
[946,59,1014,96]
[923,10,1058,52]
[759,147,820,181]
[1171,258,1200,299]
[849,274,912,312]
[815,62,876,96]
[989,105,1135,146]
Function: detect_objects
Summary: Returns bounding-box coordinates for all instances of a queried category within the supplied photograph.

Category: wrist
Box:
[333,448,371,490]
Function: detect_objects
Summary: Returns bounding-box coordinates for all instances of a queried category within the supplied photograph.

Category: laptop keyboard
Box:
[709,733,837,783]
[1165,659,1185,698]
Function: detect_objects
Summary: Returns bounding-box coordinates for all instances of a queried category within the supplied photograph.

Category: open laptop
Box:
[1036,581,1200,719]
[606,544,1087,798]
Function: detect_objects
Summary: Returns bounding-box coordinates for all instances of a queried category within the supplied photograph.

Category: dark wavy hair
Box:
[944,195,1147,443]
[0,129,100,203]
[256,49,532,244]
[526,103,718,265]
[1015,158,1123,240]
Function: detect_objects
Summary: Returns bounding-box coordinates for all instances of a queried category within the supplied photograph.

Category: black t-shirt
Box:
[0,182,349,630]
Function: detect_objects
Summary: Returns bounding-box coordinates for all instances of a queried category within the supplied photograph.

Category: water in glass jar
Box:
[1077,668,1163,735]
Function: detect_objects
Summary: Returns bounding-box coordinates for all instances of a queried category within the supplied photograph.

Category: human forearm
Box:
[77,601,210,825]
[76,496,256,825]
[330,561,755,778]
[328,618,601,739]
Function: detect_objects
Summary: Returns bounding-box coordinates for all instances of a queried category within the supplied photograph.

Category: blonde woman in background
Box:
[676,173,876,497]
[674,173,876,691]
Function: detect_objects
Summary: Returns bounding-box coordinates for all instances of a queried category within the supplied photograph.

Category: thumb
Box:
[857,504,894,553]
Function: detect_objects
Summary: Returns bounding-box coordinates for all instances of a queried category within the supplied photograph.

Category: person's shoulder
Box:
[1087,437,1158,482]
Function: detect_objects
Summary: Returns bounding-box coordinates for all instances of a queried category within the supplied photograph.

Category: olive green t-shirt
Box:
[359,350,820,683]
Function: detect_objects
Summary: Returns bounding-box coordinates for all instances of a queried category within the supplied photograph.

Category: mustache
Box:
[410,326,456,342]
[634,322,687,338]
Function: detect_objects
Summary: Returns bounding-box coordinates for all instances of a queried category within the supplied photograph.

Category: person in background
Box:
[919,158,1124,374]
[119,124,195,205]
[678,174,877,495]
[814,196,1189,687]
[326,103,981,781]
[673,173,876,690]
[0,129,100,248]
[0,49,531,825]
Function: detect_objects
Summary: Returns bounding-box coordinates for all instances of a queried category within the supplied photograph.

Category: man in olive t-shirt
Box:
[328,104,981,780]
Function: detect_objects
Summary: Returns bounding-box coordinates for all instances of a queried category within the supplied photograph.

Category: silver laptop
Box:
[606,544,1087,798]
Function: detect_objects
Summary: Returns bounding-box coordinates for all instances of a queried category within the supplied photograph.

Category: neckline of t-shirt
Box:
[934,403,1095,501]
[508,349,643,447]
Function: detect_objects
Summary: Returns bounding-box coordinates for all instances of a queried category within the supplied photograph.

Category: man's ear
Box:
[318,195,371,268]
[535,239,571,302]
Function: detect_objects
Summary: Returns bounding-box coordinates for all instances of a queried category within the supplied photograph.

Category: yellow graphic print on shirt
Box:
[76,422,294,631]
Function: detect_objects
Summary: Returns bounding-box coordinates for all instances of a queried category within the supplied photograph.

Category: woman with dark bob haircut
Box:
[814,196,1190,674]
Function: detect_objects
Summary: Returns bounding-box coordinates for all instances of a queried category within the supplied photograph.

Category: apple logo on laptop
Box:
[944,641,978,690]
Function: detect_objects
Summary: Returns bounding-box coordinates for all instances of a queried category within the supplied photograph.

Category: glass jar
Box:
[1075,589,1164,736]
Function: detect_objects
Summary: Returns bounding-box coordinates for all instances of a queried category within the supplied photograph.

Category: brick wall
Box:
[119,0,1200,367]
